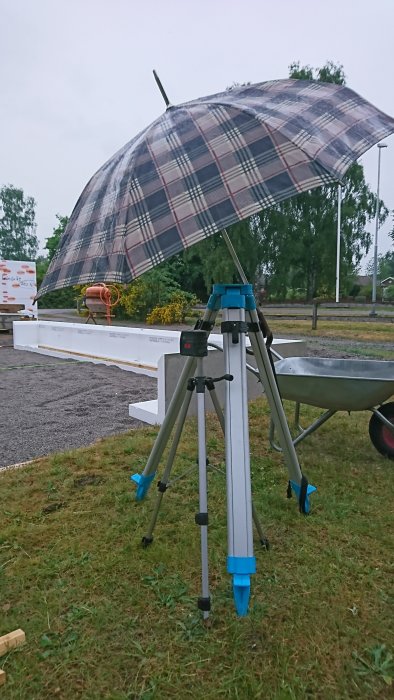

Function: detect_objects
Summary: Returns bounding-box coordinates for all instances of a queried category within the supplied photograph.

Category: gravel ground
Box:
[0,334,156,469]
[0,323,392,469]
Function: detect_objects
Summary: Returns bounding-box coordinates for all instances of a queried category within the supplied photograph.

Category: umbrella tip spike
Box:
[153,69,171,108]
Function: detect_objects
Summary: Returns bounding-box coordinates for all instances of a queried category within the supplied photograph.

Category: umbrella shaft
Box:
[221,230,248,284]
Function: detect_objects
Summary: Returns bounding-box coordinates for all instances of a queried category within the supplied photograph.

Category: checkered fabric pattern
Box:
[37,79,394,297]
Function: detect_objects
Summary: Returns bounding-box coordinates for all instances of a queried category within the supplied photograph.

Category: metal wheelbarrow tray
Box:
[270,357,394,459]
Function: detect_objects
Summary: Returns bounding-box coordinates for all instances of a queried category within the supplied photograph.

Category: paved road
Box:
[0,334,156,469]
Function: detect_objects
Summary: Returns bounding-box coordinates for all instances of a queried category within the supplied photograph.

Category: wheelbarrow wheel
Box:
[369,402,394,460]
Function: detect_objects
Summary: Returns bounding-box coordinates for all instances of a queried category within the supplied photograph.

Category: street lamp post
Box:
[335,184,342,303]
[370,142,388,316]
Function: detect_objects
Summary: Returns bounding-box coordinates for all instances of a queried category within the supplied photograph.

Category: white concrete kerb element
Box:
[13,321,180,376]
[13,320,305,426]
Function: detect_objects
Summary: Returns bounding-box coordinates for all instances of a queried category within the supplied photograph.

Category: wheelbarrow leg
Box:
[294,402,303,433]
[270,408,337,451]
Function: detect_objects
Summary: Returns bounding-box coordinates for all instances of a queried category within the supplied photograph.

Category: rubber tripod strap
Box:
[256,308,280,397]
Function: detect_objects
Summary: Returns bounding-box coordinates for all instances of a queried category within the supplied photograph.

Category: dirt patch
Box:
[73,474,104,488]
[42,502,67,514]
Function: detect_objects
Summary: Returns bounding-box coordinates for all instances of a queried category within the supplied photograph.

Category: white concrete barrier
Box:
[13,320,305,425]
[13,321,181,377]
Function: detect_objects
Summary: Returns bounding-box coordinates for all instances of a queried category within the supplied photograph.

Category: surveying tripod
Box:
[132,283,316,617]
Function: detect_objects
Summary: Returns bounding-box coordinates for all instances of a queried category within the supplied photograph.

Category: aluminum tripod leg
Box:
[195,358,211,619]
[143,374,268,551]
[221,299,255,616]
[220,229,316,513]
[131,307,218,500]
[131,355,197,499]
[207,380,269,549]
[141,356,212,616]
[141,385,194,545]
[246,308,316,513]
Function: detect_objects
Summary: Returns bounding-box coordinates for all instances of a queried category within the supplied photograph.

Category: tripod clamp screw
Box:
[205,374,233,390]
[188,374,233,393]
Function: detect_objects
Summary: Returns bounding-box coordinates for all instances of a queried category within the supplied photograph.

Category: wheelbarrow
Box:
[268,355,394,459]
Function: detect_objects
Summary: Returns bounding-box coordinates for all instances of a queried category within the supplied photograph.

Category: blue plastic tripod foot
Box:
[131,472,156,501]
[290,479,316,514]
[227,556,256,616]
[233,574,251,616]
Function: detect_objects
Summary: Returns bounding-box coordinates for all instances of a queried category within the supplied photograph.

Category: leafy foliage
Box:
[288,59,346,84]
[119,266,181,320]
[45,214,69,262]
[353,644,393,687]
[366,250,394,280]
[185,220,265,291]
[36,215,80,308]
[257,161,383,299]
[0,184,38,259]
[146,291,199,324]
[384,284,394,301]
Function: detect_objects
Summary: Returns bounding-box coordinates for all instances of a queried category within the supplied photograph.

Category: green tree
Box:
[0,184,38,260]
[186,219,265,292]
[37,214,77,308]
[366,250,394,280]
[45,214,69,262]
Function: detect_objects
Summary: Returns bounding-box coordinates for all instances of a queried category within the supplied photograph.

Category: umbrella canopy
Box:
[37,78,394,297]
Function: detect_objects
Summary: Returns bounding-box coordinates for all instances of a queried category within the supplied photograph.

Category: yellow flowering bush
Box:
[146,291,199,325]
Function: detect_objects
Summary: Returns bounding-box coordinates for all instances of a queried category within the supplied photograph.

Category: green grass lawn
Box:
[267,319,394,345]
[1,399,393,699]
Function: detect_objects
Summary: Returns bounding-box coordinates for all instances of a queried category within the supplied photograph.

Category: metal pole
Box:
[335,184,342,303]
[221,302,255,616]
[196,358,211,620]
[371,143,388,317]
[221,229,248,283]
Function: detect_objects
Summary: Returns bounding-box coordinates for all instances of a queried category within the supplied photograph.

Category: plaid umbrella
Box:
[37,78,394,297]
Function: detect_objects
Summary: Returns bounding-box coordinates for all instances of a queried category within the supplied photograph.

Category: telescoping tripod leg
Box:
[221,229,316,513]
[141,354,212,618]
[141,382,195,546]
[131,305,218,500]
[246,306,316,513]
[218,286,256,616]
[195,357,211,619]
[205,375,269,549]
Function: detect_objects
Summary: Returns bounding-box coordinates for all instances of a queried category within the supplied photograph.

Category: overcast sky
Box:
[1,0,393,272]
